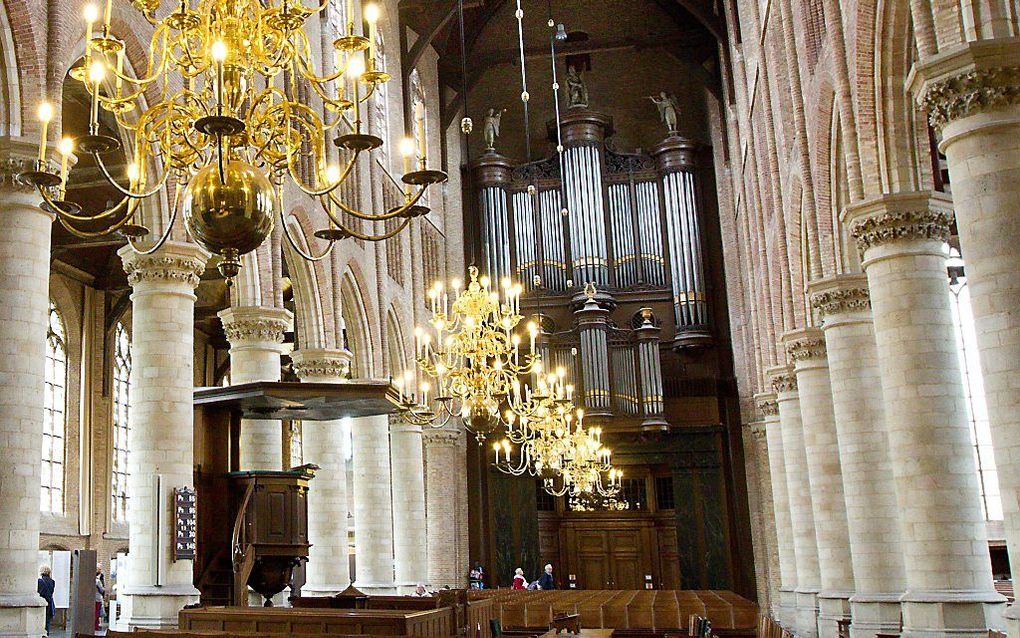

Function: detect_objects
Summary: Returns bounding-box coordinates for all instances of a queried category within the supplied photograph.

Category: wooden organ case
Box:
[465,106,753,597]
[192,381,397,607]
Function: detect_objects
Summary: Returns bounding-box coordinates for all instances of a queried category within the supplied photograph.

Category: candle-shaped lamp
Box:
[399,136,414,196]
[415,99,426,166]
[37,102,53,164]
[58,137,74,197]
[364,3,379,69]
[348,53,364,130]
[83,4,99,53]
[88,60,105,132]
[103,0,113,30]
[211,39,228,115]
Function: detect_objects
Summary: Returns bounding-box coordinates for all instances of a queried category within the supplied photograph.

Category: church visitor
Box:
[469,563,485,589]
[511,568,527,590]
[412,584,430,597]
[37,565,55,636]
[95,567,105,630]
[537,564,556,590]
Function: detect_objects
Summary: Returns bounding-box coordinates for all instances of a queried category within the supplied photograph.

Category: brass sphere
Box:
[462,395,500,438]
[182,160,275,259]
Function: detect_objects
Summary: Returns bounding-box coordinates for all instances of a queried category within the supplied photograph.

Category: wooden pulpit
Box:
[192,381,397,607]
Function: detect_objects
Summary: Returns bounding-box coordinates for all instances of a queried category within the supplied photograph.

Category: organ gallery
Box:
[2,1,1019,638]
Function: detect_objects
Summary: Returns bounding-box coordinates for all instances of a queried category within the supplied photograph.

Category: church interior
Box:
[1,1,1019,638]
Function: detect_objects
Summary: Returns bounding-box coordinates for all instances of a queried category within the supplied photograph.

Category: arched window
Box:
[409,68,427,165]
[111,322,131,522]
[42,302,67,513]
[948,248,1002,520]
[370,29,389,162]
[289,421,304,467]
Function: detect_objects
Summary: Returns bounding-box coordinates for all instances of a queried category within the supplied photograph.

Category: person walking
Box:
[37,565,55,636]
[511,568,527,590]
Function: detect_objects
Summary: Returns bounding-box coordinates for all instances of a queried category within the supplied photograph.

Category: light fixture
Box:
[395,267,541,441]
[19,0,446,281]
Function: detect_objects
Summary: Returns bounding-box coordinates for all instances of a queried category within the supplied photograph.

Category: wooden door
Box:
[576,530,612,588]
[607,528,644,589]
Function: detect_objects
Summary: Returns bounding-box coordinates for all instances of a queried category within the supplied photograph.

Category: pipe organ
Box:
[469,106,714,428]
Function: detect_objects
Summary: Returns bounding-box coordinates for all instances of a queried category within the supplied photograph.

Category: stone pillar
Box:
[118,242,208,628]
[218,306,293,470]
[390,418,428,592]
[915,44,1020,636]
[423,427,469,588]
[351,415,395,593]
[755,392,799,629]
[742,418,778,618]
[784,329,854,638]
[0,141,55,637]
[768,365,820,638]
[290,349,353,595]
[810,275,906,638]
[844,192,1003,638]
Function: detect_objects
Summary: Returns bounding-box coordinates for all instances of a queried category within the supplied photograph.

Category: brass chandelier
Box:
[21,0,446,280]
[394,266,541,441]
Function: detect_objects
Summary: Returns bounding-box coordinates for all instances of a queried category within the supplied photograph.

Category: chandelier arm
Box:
[93,151,173,199]
[124,183,183,256]
[285,142,359,197]
[52,197,140,239]
[278,209,337,261]
[316,201,411,242]
[97,26,170,88]
[324,186,427,221]
[38,185,137,223]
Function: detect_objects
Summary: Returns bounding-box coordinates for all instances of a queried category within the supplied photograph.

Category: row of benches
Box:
[473,591,757,634]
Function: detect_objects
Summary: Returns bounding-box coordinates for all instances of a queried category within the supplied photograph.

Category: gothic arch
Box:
[281,210,329,350]
[384,307,408,379]
[0,1,22,136]
[340,269,374,379]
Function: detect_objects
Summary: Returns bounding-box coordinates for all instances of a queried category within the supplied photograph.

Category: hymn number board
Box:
[173,487,197,561]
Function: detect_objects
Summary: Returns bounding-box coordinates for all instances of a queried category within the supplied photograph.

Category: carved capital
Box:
[422,427,463,448]
[746,421,767,441]
[922,65,1020,129]
[0,137,59,194]
[785,337,827,363]
[766,366,798,395]
[219,306,293,345]
[849,209,952,254]
[811,285,871,318]
[754,393,779,418]
[119,243,209,289]
[291,348,353,381]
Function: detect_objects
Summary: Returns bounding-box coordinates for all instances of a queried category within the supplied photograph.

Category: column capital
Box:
[842,192,953,259]
[766,365,798,396]
[753,392,779,419]
[910,39,1020,130]
[218,305,293,347]
[422,426,463,448]
[118,241,209,289]
[0,136,59,195]
[783,328,827,366]
[808,274,871,322]
[743,420,767,442]
[290,348,352,383]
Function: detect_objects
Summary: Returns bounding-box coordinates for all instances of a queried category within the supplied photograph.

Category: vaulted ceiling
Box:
[397,0,727,128]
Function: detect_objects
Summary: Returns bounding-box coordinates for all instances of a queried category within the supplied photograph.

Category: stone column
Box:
[784,329,855,638]
[915,44,1020,636]
[118,242,208,628]
[742,418,777,618]
[844,193,1003,638]
[768,365,820,638]
[290,349,353,594]
[755,392,799,629]
[218,306,293,470]
[809,275,906,638]
[351,414,395,593]
[423,427,469,588]
[0,141,55,637]
[390,418,428,592]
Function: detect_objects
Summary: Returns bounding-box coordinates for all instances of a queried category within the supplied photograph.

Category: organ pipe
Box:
[470,152,514,282]
[635,307,667,428]
[653,136,712,349]
[575,289,612,416]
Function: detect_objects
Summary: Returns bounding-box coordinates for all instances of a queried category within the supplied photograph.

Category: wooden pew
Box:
[179,606,454,638]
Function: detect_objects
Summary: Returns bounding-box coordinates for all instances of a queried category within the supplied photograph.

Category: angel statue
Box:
[566,66,589,109]
[649,91,681,133]
[483,108,506,151]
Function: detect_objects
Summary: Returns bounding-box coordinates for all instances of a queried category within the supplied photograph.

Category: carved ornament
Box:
[922,66,1020,129]
[850,210,952,254]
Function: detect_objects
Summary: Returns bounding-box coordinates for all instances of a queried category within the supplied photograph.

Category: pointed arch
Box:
[384,307,408,379]
[340,269,374,379]
[281,210,328,350]
[0,1,22,136]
